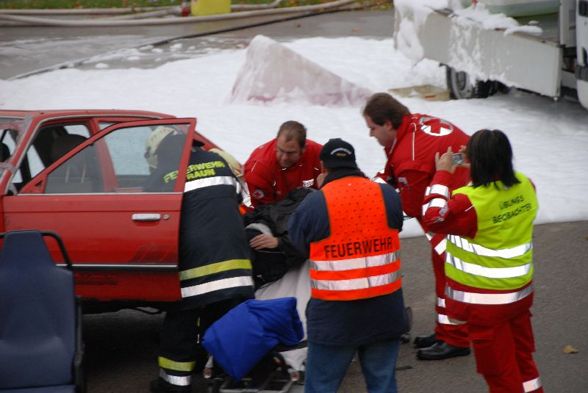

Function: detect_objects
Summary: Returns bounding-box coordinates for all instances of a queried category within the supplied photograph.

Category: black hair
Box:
[467,129,520,188]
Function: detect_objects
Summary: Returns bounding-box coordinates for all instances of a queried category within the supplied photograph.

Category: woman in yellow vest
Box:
[421,129,543,393]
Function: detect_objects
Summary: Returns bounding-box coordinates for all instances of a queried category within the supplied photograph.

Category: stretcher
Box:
[204,261,311,393]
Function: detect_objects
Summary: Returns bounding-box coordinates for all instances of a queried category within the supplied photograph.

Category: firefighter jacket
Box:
[422,170,538,306]
[177,148,254,309]
[380,113,470,221]
[244,138,322,208]
[288,169,408,345]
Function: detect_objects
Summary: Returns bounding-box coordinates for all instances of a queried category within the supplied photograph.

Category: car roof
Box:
[0,109,175,120]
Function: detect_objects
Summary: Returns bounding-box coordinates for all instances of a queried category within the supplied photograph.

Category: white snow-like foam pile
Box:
[230,35,372,106]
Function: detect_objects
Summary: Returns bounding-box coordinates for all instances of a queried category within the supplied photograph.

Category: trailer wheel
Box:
[446,66,498,99]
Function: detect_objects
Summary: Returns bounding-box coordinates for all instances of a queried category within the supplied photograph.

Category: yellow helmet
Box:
[145,126,176,170]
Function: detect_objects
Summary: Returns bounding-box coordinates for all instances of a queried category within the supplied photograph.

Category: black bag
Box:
[244,188,313,289]
[245,227,290,289]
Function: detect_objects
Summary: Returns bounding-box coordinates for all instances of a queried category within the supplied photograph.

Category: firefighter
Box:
[149,132,254,393]
[243,120,322,208]
[288,138,408,393]
[362,92,471,360]
[421,129,543,393]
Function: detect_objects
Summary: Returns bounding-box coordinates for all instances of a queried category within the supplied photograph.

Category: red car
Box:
[0,109,224,312]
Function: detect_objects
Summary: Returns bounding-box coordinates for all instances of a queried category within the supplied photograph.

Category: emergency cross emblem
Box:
[419,117,454,137]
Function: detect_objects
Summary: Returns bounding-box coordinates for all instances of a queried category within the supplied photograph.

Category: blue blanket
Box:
[202,297,304,380]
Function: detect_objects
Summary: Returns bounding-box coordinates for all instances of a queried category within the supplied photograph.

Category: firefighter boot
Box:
[150,378,191,393]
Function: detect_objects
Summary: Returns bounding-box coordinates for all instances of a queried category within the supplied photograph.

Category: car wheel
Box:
[445,66,499,99]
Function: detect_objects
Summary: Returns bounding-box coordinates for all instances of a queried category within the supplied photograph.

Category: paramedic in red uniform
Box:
[288,138,408,393]
[362,92,470,360]
[422,129,543,393]
[244,120,322,208]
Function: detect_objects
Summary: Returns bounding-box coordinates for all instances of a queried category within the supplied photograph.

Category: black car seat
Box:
[50,133,88,165]
[0,142,10,162]
[46,134,101,193]
[0,230,85,392]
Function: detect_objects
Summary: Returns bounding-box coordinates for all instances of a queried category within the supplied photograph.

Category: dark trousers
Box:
[158,298,243,386]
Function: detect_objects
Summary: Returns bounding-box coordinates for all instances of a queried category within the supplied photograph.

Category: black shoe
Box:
[413,333,439,349]
[150,378,191,393]
[416,341,471,360]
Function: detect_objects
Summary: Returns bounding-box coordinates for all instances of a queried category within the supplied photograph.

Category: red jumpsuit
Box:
[421,170,543,393]
[244,138,322,208]
[381,113,470,348]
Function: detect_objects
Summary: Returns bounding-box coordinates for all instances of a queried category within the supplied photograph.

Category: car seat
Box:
[45,134,101,193]
[0,142,10,162]
[0,230,85,393]
[49,133,87,164]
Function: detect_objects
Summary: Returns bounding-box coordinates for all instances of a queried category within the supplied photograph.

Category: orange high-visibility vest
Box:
[309,177,401,301]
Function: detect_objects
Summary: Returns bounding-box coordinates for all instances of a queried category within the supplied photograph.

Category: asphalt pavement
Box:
[81,221,588,393]
[2,8,587,393]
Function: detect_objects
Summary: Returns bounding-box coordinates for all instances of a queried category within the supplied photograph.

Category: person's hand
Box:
[317,172,327,188]
[435,147,457,173]
[249,233,279,250]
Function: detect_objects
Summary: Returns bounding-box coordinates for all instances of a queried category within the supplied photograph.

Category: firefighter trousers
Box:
[157,298,244,387]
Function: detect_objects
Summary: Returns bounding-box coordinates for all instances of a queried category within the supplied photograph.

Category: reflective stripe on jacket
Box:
[309,176,401,301]
[445,172,538,296]
[179,149,254,307]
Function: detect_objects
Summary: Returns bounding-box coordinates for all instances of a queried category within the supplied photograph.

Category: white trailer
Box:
[393,0,588,110]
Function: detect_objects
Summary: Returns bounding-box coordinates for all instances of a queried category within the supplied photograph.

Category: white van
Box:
[394,0,588,110]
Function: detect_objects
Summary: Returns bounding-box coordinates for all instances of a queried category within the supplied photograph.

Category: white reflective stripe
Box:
[429,197,447,209]
[448,235,533,259]
[437,297,446,308]
[425,184,449,198]
[434,238,447,255]
[437,313,465,325]
[523,377,542,392]
[422,197,448,217]
[159,369,191,386]
[446,285,533,305]
[246,222,272,235]
[184,175,238,193]
[311,251,399,272]
[181,276,253,298]
[425,232,433,241]
[312,271,401,291]
[447,253,531,279]
[437,313,457,325]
